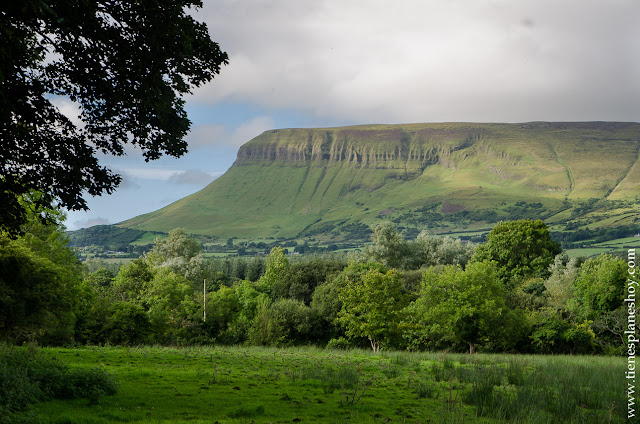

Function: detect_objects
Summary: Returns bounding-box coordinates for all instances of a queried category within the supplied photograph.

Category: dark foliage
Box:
[0,0,228,235]
[0,344,117,420]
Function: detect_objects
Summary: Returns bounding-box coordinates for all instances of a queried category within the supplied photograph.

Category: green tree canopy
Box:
[359,222,409,269]
[258,247,290,296]
[0,199,82,344]
[111,258,154,303]
[146,229,201,266]
[471,219,562,289]
[0,0,228,235]
[359,222,476,270]
[570,253,628,320]
[337,265,409,351]
[406,262,523,353]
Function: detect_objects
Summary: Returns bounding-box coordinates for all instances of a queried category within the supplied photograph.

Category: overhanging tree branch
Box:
[0,0,228,235]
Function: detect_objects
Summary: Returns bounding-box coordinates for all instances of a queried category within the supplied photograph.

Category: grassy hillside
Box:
[118,122,640,241]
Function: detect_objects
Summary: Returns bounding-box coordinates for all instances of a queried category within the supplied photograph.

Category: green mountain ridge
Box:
[116,122,640,241]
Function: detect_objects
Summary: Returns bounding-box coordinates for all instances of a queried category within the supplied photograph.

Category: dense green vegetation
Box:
[66,226,163,255]
[1,199,636,421]
[4,206,634,356]
[0,344,117,423]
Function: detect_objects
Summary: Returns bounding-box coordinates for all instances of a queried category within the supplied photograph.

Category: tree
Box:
[337,266,409,351]
[0,238,78,343]
[529,309,595,354]
[311,262,387,344]
[258,247,290,296]
[570,253,627,319]
[471,219,561,289]
[566,253,630,353]
[359,223,476,271]
[203,285,240,343]
[273,258,346,304]
[0,200,82,344]
[409,230,476,269]
[405,262,520,353]
[146,229,203,277]
[544,254,581,309]
[111,258,154,303]
[146,229,201,267]
[144,228,221,292]
[358,222,409,269]
[143,268,197,343]
[0,0,228,235]
[86,268,115,288]
[265,298,313,345]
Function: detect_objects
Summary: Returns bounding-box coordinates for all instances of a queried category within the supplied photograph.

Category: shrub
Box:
[326,337,351,350]
[0,344,118,421]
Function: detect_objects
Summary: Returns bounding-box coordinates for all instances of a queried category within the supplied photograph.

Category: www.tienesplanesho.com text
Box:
[627,248,637,420]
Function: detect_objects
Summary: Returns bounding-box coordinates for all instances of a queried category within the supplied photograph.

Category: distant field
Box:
[101,257,135,265]
[564,247,613,258]
[203,252,238,258]
[82,255,135,265]
[129,232,163,245]
[592,236,640,247]
[562,236,640,258]
[34,346,626,424]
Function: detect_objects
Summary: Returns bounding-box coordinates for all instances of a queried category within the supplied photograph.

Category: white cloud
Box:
[169,170,224,185]
[72,217,111,229]
[116,167,223,184]
[185,117,275,147]
[227,116,275,146]
[49,96,83,128]
[192,0,640,123]
[117,173,141,190]
[186,123,227,147]
[117,167,182,181]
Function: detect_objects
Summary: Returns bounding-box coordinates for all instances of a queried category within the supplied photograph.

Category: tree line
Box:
[0,207,632,355]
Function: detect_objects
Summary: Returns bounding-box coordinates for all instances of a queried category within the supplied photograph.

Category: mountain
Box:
[116,122,640,242]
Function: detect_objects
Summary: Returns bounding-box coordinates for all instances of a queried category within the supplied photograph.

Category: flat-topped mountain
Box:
[117,122,640,240]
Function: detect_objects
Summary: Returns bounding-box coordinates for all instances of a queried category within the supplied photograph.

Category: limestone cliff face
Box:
[235,122,640,182]
[230,121,640,202]
[235,124,496,172]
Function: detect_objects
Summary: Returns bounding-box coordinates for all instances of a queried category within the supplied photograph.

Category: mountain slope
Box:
[118,122,640,240]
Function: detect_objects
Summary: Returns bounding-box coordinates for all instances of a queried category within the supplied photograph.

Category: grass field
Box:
[592,236,640,248]
[564,247,613,258]
[562,236,640,258]
[32,346,627,424]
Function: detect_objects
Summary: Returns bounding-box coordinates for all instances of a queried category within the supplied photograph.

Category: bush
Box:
[103,302,151,345]
[0,344,118,421]
[325,337,351,350]
[54,367,118,404]
[0,361,42,415]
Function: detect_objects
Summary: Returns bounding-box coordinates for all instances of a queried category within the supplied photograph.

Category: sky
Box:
[64,0,640,230]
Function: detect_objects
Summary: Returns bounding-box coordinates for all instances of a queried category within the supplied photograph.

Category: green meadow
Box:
[33,346,627,424]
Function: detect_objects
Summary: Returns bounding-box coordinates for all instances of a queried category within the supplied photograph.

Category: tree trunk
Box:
[469,342,476,354]
[369,337,380,352]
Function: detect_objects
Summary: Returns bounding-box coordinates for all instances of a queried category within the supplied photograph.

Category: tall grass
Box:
[0,344,118,424]
[31,345,627,424]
